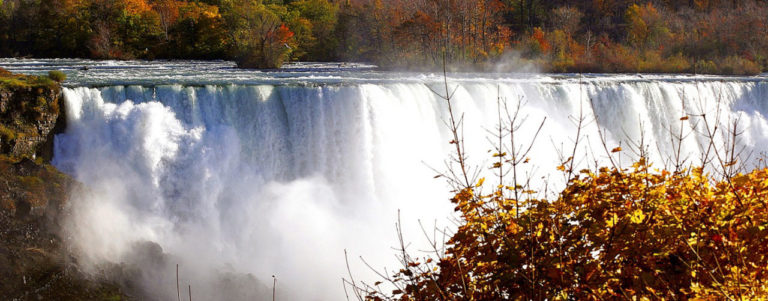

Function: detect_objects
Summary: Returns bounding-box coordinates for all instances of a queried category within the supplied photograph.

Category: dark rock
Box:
[14,199,31,218]
[14,157,45,176]
[0,71,129,300]
[0,156,129,300]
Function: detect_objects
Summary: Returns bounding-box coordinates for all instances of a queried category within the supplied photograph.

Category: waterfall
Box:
[54,79,768,300]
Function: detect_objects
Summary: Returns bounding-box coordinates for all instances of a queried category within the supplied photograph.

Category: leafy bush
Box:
[47,70,66,82]
[718,56,762,75]
[354,80,768,300]
[360,160,768,300]
[694,60,718,74]
[661,52,691,73]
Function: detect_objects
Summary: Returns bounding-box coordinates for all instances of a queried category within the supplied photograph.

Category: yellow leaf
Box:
[733,174,749,186]
[476,177,485,187]
[680,116,689,121]
[687,235,698,246]
[611,147,622,153]
[607,213,619,227]
[506,222,521,234]
[630,209,646,224]
[691,282,701,293]
[535,223,544,237]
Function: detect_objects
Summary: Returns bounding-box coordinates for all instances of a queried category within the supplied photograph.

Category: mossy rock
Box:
[0,68,60,90]
[0,69,63,160]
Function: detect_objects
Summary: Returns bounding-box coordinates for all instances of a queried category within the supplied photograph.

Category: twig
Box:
[176,264,180,301]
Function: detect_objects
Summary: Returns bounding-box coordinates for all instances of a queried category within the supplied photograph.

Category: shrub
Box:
[718,56,761,75]
[356,78,768,300]
[638,49,663,72]
[362,161,768,300]
[694,59,718,74]
[47,70,67,82]
[661,52,691,73]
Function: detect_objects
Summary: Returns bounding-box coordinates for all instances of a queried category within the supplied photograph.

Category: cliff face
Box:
[0,75,63,161]
[0,69,67,216]
[0,156,127,300]
[0,69,128,300]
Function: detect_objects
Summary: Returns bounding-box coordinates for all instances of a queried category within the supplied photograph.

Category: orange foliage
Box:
[179,2,221,20]
[367,160,768,299]
[532,27,551,53]
[122,0,152,15]
[275,24,295,44]
[1,0,766,73]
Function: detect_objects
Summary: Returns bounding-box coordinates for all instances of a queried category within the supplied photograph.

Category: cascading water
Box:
[56,83,461,300]
[3,59,768,300]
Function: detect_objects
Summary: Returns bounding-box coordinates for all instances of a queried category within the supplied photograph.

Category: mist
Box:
[54,75,768,299]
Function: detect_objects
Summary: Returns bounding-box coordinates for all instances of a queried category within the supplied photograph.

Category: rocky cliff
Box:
[0,68,128,300]
[0,68,64,161]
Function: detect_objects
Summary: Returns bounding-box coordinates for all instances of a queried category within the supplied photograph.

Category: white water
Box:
[56,83,461,300]
[4,59,768,300]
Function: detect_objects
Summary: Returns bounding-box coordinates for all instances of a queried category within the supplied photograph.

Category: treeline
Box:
[1,0,767,73]
[0,0,338,68]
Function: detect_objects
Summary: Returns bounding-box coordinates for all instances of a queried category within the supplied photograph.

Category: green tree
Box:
[625,3,671,50]
[221,0,295,68]
[168,1,228,59]
[289,0,337,61]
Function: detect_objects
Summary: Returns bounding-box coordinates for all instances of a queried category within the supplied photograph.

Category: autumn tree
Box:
[625,3,671,50]
[0,0,767,72]
[221,0,295,68]
[549,6,582,38]
[289,0,338,61]
[168,1,228,59]
[151,0,180,41]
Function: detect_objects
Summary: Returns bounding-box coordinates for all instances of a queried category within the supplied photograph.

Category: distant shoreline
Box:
[1,57,764,77]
